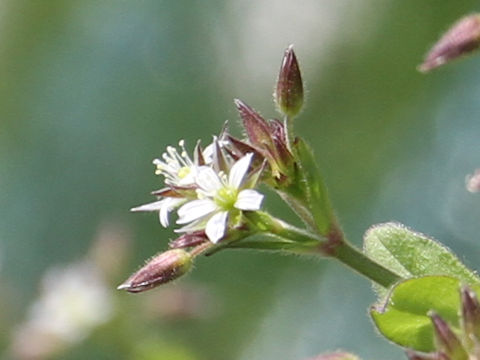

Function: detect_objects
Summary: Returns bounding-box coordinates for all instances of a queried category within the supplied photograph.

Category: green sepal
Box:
[371,276,480,352]
[291,137,334,235]
[364,222,480,296]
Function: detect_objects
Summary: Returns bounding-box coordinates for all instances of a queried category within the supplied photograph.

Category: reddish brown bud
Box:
[233,99,293,181]
[275,44,304,117]
[234,98,273,152]
[269,119,293,168]
[419,14,480,72]
[461,286,480,344]
[117,249,192,293]
[193,140,206,166]
[169,231,208,249]
[430,312,468,360]
[212,137,229,174]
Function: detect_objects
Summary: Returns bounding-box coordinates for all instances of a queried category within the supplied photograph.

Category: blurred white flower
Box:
[11,261,113,358]
[466,169,480,193]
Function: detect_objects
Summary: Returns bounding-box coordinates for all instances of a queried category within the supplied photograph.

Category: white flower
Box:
[131,139,207,227]
[176,153,264,243]
[153,139,199,186]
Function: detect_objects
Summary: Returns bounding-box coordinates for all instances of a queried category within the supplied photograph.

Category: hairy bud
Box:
[429,311,468,360]
[169,231,208,249]
[117,249,192,293]
[275,44,304,117]
[419,14,480,72]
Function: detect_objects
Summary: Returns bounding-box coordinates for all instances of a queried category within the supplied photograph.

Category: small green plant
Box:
[119,15,480,359]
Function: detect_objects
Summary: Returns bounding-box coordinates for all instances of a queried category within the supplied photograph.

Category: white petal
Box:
[159,198,184,227]
[234,189,264,211]
[159,207,169,227]
[205,211,228,243]
[130,200,166,212]
[195,166,223,194]
[228,153,253,189]
[174,219,205,233]
[177,199,217,224]
[202,142,215,164]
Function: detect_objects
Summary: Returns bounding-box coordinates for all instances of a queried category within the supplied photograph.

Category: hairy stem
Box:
[284,115,295,152]
[332,240,402,288]
[245,212,402,288]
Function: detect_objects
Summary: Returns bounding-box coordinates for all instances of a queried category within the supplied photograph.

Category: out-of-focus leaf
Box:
[133,338,197,360]
[371,276,480,352]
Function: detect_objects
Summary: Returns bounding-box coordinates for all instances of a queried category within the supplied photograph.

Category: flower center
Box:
[214,186,238,210]
[177,166,191,179]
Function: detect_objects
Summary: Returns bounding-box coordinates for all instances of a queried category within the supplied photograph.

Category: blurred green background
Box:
[2,1,480,359]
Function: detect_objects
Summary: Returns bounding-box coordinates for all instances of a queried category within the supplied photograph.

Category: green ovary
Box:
[177,166,190,179]
[214,187,238,210]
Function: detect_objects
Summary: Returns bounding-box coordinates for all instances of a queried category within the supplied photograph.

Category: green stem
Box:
[246,211,326,245]
[284,115,295,152]
[244,211,402,288]
[332,240,402,288]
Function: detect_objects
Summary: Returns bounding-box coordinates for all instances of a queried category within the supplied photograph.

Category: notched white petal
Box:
[177,199,217,224]
[228,153,253,188]
[234,189,264,211]
[205,211,229,243]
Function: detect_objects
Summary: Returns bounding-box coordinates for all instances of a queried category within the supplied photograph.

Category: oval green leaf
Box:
[364,222,480,294]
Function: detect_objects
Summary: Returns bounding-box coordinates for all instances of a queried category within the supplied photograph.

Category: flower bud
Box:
[169,231,208,249]
[117,249,192,293]
[429,311,468,360]
[234,98,273,151]
[275,44,304,117]
[461,286,480,345]
[419,14,480,72]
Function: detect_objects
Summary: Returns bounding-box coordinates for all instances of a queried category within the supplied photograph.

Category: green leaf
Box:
[364,222,480,295]
[293,138,334,235]
[371,276,480,352]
